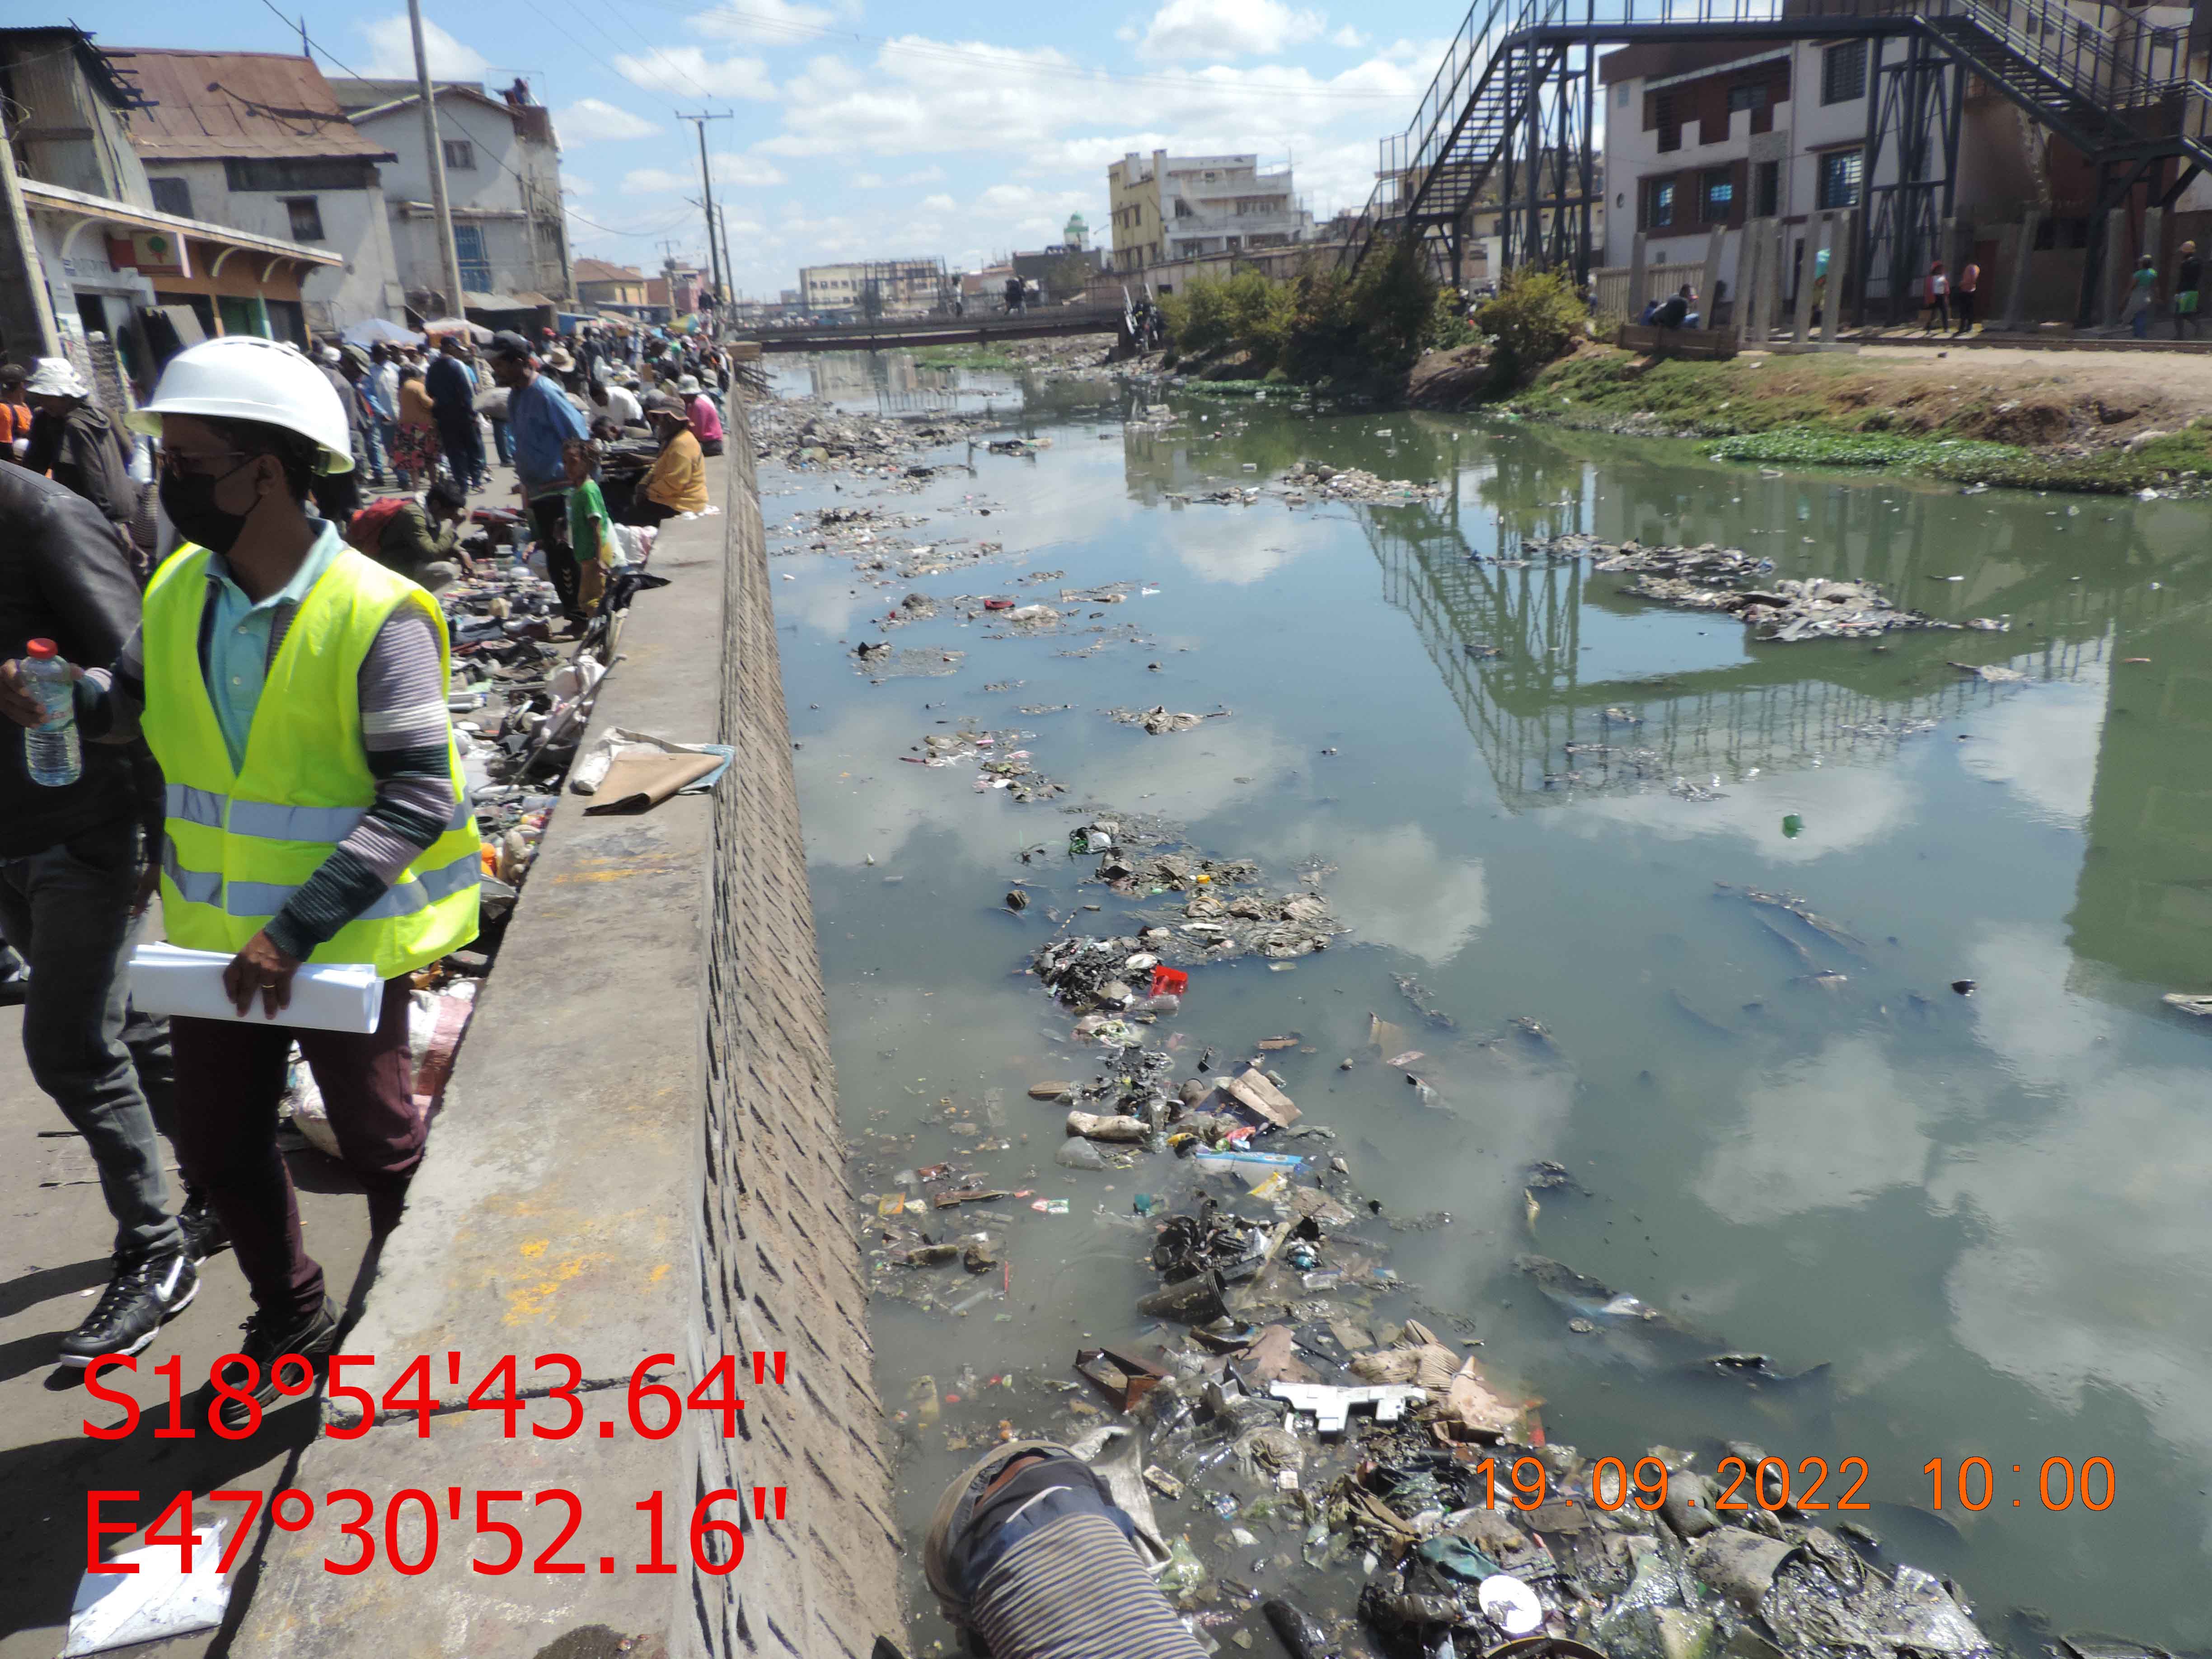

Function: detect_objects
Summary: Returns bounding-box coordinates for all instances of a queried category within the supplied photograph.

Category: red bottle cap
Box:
[25,638,57,659]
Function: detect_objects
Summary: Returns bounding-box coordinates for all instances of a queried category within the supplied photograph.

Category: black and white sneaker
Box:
[58,1249,198,1368]
[213,1296,340,1432]
[178,1190,230,1263]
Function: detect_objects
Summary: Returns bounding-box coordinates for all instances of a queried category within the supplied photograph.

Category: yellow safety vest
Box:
[140,542,481,979]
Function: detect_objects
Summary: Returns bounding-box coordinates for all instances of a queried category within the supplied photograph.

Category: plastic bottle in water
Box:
[22,638,81,787]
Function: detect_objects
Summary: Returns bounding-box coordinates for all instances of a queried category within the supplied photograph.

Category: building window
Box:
[1650,89,1681,151]
[1817,148,1863,209]
[453,223,491,290]
[283,197,324,241]
[1727,83,1768,112]
[149,176,194,217]
[1822,41,1867,104]
[1617,83,1631,107]
[1645,177,1675,229]
[1755,159,1780,217]
[1702,168,1734,222]
[444,139,476,171]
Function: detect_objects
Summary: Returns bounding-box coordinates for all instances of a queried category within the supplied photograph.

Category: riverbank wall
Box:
[233,402,903,1658]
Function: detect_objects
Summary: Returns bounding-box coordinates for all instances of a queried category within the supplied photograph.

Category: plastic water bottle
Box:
[22,639,81,787]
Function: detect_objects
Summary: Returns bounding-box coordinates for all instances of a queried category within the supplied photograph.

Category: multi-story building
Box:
[799,258,947,317]
[1106,151,1312,273]
[332,75,572,321]
[1598,37,2050,314]
[112,48,402,334]
[0,26,340,393]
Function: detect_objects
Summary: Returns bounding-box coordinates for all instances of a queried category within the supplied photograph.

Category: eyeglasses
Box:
[155,448,251,479]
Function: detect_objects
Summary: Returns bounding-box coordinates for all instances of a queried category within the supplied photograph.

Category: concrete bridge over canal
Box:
[736,305,1126,354]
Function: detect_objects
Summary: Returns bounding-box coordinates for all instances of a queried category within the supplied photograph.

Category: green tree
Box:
[858,281,886,321]
[1471,267,1589,389]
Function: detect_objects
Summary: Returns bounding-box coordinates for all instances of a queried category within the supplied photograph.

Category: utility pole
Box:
[409,0,467,319]
[676,111,732,313]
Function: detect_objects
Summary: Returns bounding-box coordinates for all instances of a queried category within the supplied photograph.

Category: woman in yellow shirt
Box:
[627,394,707,525]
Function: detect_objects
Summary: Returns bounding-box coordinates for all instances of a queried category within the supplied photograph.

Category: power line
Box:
[551,0,723,104]
[610,0,1412,101]
[258,0,374,84]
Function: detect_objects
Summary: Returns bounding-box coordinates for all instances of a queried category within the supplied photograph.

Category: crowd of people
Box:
[0,314,734,1416]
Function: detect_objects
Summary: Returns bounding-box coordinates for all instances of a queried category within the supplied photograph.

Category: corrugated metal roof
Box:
[111,49,391,161]
[573,258,644,283]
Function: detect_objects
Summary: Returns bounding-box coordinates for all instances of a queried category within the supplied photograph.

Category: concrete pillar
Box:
[2004,211,2039,331]
[1759,217,1787,340]
[1822,209,1856,342]
[1698,225,1727,327]
[1736,221,1767,343]
[1792,219,1823,343]
[2104,206,2131,325]
[1628,231,1650,317]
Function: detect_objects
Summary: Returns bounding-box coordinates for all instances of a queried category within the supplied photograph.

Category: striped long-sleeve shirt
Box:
[82,569,463,965]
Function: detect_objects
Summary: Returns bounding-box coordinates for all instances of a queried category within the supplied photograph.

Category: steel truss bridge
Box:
[1340,0,2212,325]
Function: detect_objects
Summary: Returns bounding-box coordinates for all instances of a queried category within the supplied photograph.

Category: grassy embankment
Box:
[1487,347,2212,493]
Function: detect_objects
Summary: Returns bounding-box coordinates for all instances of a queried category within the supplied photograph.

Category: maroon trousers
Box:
[170,976,423,1323]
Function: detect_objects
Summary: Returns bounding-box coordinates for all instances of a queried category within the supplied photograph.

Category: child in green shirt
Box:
[563,438,614,614]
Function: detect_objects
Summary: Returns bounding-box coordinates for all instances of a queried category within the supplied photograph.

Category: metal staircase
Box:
[1339,0,2212,313]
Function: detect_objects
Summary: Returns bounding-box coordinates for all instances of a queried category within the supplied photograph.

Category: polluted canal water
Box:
[764,351,2212,1656]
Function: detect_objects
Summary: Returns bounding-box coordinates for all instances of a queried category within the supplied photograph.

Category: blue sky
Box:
[70,0,1451,297]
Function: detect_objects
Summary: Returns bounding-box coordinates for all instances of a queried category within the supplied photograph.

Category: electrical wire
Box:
[550,0,725,104]
[257,0,375,85]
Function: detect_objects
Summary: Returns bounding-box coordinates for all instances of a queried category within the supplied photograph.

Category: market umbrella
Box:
[341,317,423,347]
[420,317,494,342]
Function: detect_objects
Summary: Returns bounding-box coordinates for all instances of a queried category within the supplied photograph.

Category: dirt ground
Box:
[1843,342,2212,441]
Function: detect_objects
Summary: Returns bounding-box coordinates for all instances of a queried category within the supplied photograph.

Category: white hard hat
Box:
[128,335,353,473]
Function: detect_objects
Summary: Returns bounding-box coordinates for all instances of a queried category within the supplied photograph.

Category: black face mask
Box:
[159,458,255,554]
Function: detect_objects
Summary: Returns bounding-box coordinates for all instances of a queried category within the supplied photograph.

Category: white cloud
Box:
[853,171,886,188]
[561,173,597,197]
[613,46,777,99]
[556,98,661,145]
[919,192,956,212]
[622,168,694,195]
[1136,0,1328,60]
[1330,24,1368,47]
[1954,651,2108,828]
[1695,1037,1932,1223]
[689,0,846,42]
[708,151,788,186]
[896,165,946,184]
[356,14,488,78]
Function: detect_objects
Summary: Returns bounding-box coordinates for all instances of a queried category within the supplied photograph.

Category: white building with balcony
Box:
[1107,151,1312,274]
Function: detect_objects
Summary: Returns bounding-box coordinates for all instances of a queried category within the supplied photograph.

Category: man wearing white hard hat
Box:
[0,335,482,1425]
